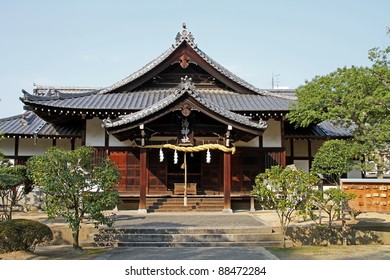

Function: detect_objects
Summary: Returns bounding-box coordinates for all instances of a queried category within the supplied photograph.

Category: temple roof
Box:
[0,111,82,139]
[21,88,292,113]
[284,121,353,139]
[19,23,296,123]
[104,77,267,136]
[98,23,296,99]
[4,24,300,139]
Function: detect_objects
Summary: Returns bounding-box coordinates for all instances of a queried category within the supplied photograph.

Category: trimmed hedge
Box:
[0,219,53,252]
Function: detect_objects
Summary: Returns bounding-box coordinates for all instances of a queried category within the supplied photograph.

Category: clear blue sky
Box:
[1,0,389,118]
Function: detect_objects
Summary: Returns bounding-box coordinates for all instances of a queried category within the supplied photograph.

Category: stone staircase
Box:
[93,226,283,248]
[146,197,224,212]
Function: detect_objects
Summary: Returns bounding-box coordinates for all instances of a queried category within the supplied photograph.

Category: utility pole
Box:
[272,73,280,89]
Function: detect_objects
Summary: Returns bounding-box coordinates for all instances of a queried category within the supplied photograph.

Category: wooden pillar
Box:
[81,119,86,146]
[71,138,75,150]
[290,139,295,165]
[104,132,109,155]
[138,148,148,214]
[223,152,233,213]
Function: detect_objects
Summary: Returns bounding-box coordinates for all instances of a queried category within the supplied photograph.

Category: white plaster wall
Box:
[75,138,82,148]
[55,139,69,150]
[19,138,52,156]
[294,140,309,157]
[86,118,105,146]
[311,140,325,157]
[1,137,83,157]
[294,160,310,173]
[109,135,133,147]
[263,119,282,147]
[55,138,77,150]
[236,136,259,148]
[0,138,15,156]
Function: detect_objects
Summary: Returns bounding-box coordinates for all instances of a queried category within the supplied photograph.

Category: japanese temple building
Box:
[0,24,353,212]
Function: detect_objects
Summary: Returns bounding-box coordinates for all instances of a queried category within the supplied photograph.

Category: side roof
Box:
[284,121,353,139]
[0,111,82,139]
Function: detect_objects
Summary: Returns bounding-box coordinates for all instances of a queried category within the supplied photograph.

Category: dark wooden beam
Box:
[14,136,19,164]
[138,149,148,213]
[223,152,232,213]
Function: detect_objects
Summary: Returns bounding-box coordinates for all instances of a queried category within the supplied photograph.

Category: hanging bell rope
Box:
[133,143,236,154]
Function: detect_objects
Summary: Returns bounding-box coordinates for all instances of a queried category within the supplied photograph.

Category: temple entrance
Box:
[147,149,223,195]
[107,146,285,211]
[167,150,201,194]
[108,147,285,197]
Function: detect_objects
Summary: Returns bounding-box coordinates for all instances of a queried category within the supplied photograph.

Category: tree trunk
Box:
[281,225,287,248]
[1,196,10,220]
[280,216,287,248]
[8,205,12,220]
[72,228,81,250]
[341,205,347,246]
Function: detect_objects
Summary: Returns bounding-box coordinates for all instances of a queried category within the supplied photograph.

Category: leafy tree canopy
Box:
[252,165,319,247]
[288,35,390,162]
[311,139,356,185]
[27,146,121,249]
[0,151,32,220]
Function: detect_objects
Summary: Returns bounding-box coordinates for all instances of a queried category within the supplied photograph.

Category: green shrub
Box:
[0,219,53,252]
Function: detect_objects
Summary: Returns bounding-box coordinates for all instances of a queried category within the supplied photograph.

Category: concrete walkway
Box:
[95,246,279,260]
[111,211,268,228]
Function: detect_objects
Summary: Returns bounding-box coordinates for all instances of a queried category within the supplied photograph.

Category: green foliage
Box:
[0,219,53,252]
[0,152,32,220]
[27,146,121,249]
[311,188,356,228]
[288,37,390,168]
[311,140,356,185]
[252,165,319,247]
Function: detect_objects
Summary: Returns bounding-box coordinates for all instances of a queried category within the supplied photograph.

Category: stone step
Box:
[114,241,282,247]
[146,197,225,212]
[101,227,278,234]
[146,202,224,206]
[148,204,223,209]
[93,226,282,248]
[148,201,224,205]
[96,233,282,243]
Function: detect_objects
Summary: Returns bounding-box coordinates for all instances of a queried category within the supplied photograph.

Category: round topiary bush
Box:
[0,219,53,253]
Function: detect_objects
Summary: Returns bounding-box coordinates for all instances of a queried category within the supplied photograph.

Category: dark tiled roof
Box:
[22,88,293,112]
[284,121,353,139]
[0,112,82,138]
[33,84,102,96]
[20,25,296,116]
[104,78,267,132]
[98,24,296,101]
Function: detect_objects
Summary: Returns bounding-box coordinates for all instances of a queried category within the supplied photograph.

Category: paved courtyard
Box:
[112,211,267,228]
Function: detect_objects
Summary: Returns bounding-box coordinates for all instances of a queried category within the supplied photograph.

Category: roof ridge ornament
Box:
[174,23,197,48]
[177,76,196,93]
